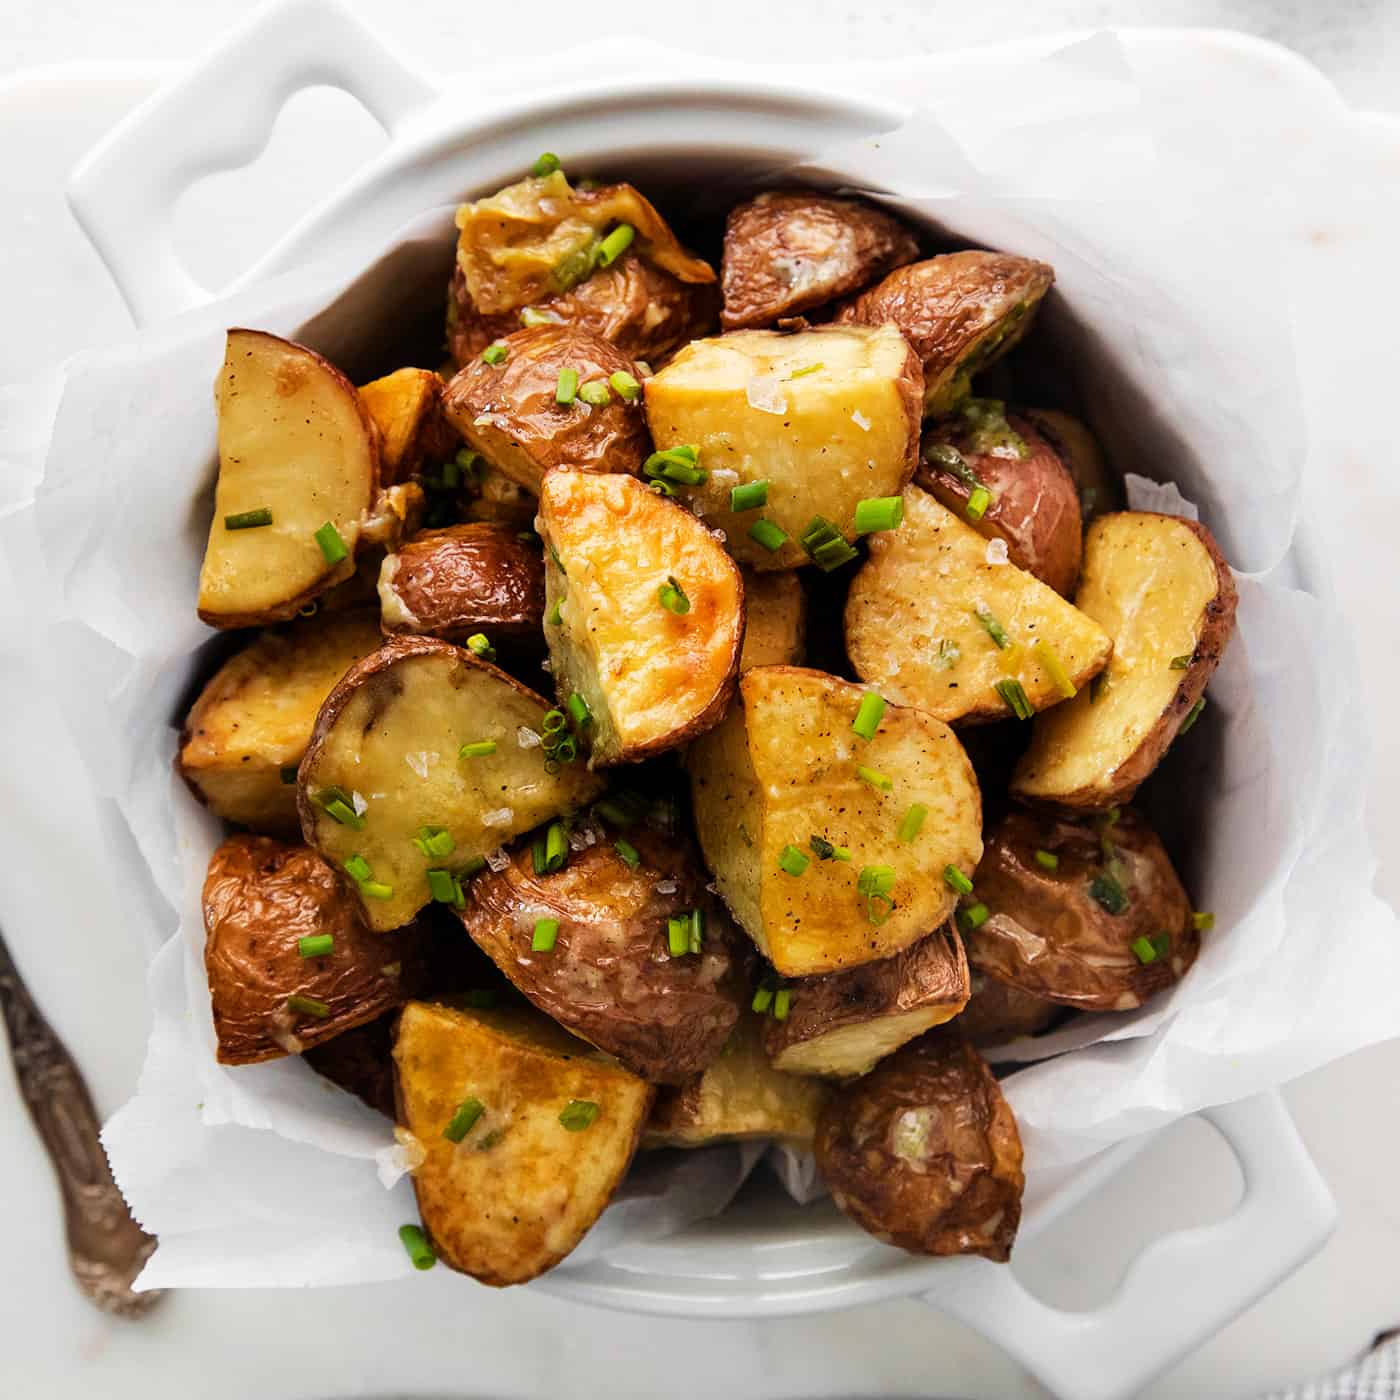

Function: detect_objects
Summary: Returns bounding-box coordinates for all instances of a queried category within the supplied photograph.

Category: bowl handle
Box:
[65,0,437,327]
[918,1091,1335,1400]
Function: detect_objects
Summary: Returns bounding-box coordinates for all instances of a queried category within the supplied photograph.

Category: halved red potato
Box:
[1019,407,1122,520]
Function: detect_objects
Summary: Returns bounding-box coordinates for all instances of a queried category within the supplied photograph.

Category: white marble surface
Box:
[1,6,1399,1398]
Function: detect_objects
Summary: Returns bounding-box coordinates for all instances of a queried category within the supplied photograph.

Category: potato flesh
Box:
[357,367,454,484]
[644,326,921,570]
[1012,513,1225,801]
[739,570,806,670]
[845,487,1111,724]
[394,1001,651,1285]
[199,330,374,622]
[774,1005,958,1078]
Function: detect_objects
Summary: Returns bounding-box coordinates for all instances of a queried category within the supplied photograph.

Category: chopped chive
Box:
[935,639,961,671]
[465,633,496,662]
[995,678,1034,721]
[459,739,497,759]
[1034,641,1077,699]
[772,988,791,1021]
[440,459,463,490]
[957,902,990,932]
[481,342,508,365]
[1089,872,1129,915]
[658,577,690,615]
[297,934,334,959]
[360,881,393,900]
[778,844,810,877]
[1169,654,1193,670]
[748,517,788,552]
[809,835,852,862]
[943,865,974,895]
[224,507,273,530]
[688,908,704,954]
[965,487,992,522]
[542,709,568,734]
[426,868,459,903]
[751,983,774,1014]
[667,916,690,957]
[555,367,580,405]
[649,478,677,497]
[547,598,564,626]
[925,441,986,492]
[552,737,577,764]
[1130,935,1159,965]
[343,854,372,882]
[787,362,823,379]
[1193,910,1215,932]
[460,855,486,879]
[857,865,896,926]
[531,152,561,176]
[444,1097,485,1143]
[1152,931,1172,959]
[316,787,365,829]
[609,370,641,400]
[578,380,612,406]
[1179,697,1207,734]
[1034,849,1060,871]
[857,765,893,793]
[614,838,641,869]
[532,918,560,952]
[852,692,887,741]
[280,765,299,785]
[398,1224,436,1271]
[643,446,707,486]
[544,820,568,872]
[532,836,548,875]
[729,479,770,512]
[800,516,859,571]
[314,521,348,566]
[596,223,636,267]
[974,606,1010,648]
[286,994,331,1019]
[595,791,646,827]
[898,803,928,843]
[548,544,567,574]
[567,693,591,727]
[559,1099,600,1131]
[464,988,496,1009]
[853,496,904,535]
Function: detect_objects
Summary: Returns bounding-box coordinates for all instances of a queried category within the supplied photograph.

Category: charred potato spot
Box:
[357,368,459,486]
[816,1031,1024,1261]
[720,191,919,330]
[739,570,806,671]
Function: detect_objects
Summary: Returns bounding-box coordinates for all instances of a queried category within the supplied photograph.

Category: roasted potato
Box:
[644,325,923,570]
[178,610,384,834]
[815,1031,1024,1261]
[836,252,1053,416]
[461,826,750,1083]
[298,636,603,932]
[739,570,806,671]
[965,805,1199,1011]
[378,523,545,645]
[461,461,539,531]
[918,400,1082,596]
[688,666,983,977]
[358,368,458,485]
[644,1013,830,1147]
[720,191,919,330]
[202,835,417,1065]
[762,923,969,1078]
[303,1014,397,1116]
[845,486,1111,724]
[1019,407,1122,520]
[443,325,649,494]
[198,329,379,628]
[393,1000,653,1285]
[1011,511,1238,807]
[955,975,1061,1044]
[538,470,743,765]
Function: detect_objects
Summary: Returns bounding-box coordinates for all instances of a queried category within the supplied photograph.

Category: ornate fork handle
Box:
[0,928,162,1316]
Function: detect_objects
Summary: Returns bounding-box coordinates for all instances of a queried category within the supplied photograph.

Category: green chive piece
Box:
[965,487,992,522]
[476,1129,504,1151]
[1179,697,1207,734]
[1169,654,1193,670]
[958,902,990,932]
[567,692,591,727]
[787,362,823,379]
[1089,872,1130,915]
[857,865,896,926]
[464,988,496,1008]
[609,370,641,400]
[314,521,348,566]
[614,838,641,869]
[649,478,677,497]
[729,479,770,512]
[1193,910,1215,931]
[543,709,568,734]
[440,459,464,490]
[1034,849,1060,871]
[555,367,580,405]
[444,1097,485,1143]
[531,152,561,177]
[482,342,508,365]
[974,606,1010,648]
[808,835,852,862]
[578,380,612,406]
[688,908,704,954]
[1131,935,1159,965]
[898,803,928,844]
[751,984,774,1014]
[559,1099,600,1131]
[596,223,636,267]
[297,934,334,959]
[459,855,486,879]
[595,791,646,827]
[852,496,904,535]
[748,517,788,552]
[359,881,393,900]
[995,678,1034,721]
[943,865,973,896]
[544,821,568,873]
[532,918,560,952]
[343,854,372,882]
[286,994,331,1019]
[925,441,985,491]
[465,633,496,662]
[426,869,459,903]
[547,598,564,626]
[935,639,961,671]
[778,844,810,877]
[532,836,548,875]
[459,739,497,760]
[1152,931,1172,959]
[398,1224,436,1271]
[658,577,690,615]
[316,787,365,829]
[772,988,791,1021]
[552,737,577,764]
[1034,640,1077,699]
[857,765,893,793]
[548,544,567,575]
[800,516,859,571]
[642,446,707,486]
[852,692,886,741]
[280,765,299,785]
[224,507,273,530]
[667,916,690,957]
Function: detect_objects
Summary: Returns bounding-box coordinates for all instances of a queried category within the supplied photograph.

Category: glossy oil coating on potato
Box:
[845,487,1111,724]
[720,191,919,330]
[539,470,744,765]
[836,252,1053,416]
[358,368,459,485]
[815,1031,1024,1261]
[1019,407,1122,520]
[967,806,1198,1012]
[644,325,923,569]
[645,1013,830,1148]
[764,923,969,1079]
[1012,512,1238,807]
[444,324,649,494]
[203,835,417,1064]
[461,827,750,1082]
[179,610,384,834]
[919,402,1082,596]
[298,636,603,931]
[688,666,983,977]
[394,1000,653,1285]
[955,975,1060,1045]
[198,329,379,627]
[738,570,806,671]
[378,523,545,644]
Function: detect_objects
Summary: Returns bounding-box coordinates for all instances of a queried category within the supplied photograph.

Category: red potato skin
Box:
[955,975,1061,1044]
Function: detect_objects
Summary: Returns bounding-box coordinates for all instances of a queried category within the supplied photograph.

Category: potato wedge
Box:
[956,975,1060,1044]
[298,636,603,931]
[1011,512,1238,806]
[644,325,923,569]
[358,368,458,485]
[720,191,919,330]
[762,923,969,1078]
[178,610,384,834]
[461,827,750,1082]
[202,835,418,1065]
[816,1031,1023,1261]
[539,470,744,765]
[378,524,545,645]
[739,570,806,671]
[688,666,982,977]
[845,487,1111,724]
[198,329,379,628]
[918,401,1082,596]
[444,325,649,494]
[836,252,1053,416]
[394,1000,652,1285]
[644,1013,830,1147]
[1019,407,1122,520]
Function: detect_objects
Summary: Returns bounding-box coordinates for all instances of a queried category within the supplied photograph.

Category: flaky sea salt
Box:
[482,807,514,828]
[485,846,511,873]
[404,752,429,779]
[851,409,872,432]
[985,538,1010,565]
[746,372,787,415]
[350,789,368,815]
[517,726,542,750]
[656,879,679,895]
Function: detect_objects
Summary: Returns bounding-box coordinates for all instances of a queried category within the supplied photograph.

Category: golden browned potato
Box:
[644,325,923,570]
[965,806,1199,1011]
[357,368,459,485]
[762,924,969,1078]
[298,636,603,932]
[178,610,384,834]
[1019,407,1122,520]
[202,835,417,1065]
[918,401,1082,596]
[198,329,379,628]
[1011,512,1238,807]
[303,1014,397,1116]
[845,486,1110,725]
[539,470,744,765]
[719,191,919,330]
[955,975,1060,1044]
[688,666,982,977]
[836,252,1053,416]
[644,1013,831,1147]
[815,1031,1023,1260]
[378,523,545,645]
[443,325,649,494]
[393,1000,653,1285]
[739,570,806,671]
[461,827,750,1083]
